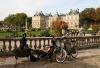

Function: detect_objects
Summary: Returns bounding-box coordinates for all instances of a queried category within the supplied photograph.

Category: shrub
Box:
[40,30,50,37]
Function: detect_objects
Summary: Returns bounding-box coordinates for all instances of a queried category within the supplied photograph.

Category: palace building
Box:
[32,9,79,29]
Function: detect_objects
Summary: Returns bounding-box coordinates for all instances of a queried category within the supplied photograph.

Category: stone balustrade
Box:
[0,36,100,52]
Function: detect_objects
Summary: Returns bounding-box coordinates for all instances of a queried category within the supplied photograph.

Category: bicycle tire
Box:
[70,47,78,58]
[55,49,67,63]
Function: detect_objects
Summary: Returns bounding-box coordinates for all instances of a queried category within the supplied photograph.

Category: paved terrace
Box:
[0,48,100,68]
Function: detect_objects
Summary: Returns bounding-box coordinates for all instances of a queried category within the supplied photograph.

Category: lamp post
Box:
[62,29,66,36]
[25,17,28,33]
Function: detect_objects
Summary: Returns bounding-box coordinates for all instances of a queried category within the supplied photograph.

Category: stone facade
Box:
[32,9,79,29]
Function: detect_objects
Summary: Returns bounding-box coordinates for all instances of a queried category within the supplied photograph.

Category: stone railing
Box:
[0,36,100,52]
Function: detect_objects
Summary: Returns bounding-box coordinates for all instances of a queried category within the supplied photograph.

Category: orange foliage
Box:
[51,20,68,30]
[50,20,68,36]
[60,21,68,29]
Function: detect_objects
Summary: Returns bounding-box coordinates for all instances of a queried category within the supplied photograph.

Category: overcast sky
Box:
[0,0,100,20]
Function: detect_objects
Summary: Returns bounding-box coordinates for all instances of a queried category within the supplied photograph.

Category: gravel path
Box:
[0,48,100,68]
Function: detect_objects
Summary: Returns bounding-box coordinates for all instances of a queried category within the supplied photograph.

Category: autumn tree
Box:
[80,8,95,29]
[50,20,68,36]
[80,7,100,32]
[91,8,100,31]
[96,8,100,23]
[60,21,68,30]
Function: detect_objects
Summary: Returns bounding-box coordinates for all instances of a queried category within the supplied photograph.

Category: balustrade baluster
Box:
[88,38,90,46]
[92,38,94,44]
[43,40,45,49]
[86,38,89,46]
[38,40,41,49]
[92,37,94,46]
[8,40,12,51]
[90,38,92,47]
[20,40,21,48]
[91,37,93,44]
[77,38,79,47]
[96,37,98,44]
[30,40,32,48]
[98,37,99,43]
[3,41,6,52]
[14,40,17,49]
[47,39,50,46]
[94,38,96,44]
[34,40,37,49]
[99,37,100,44]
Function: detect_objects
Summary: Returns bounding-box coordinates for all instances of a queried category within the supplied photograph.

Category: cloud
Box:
[33,0,58,8]
[10,0,59,10]
[0,0,100,20]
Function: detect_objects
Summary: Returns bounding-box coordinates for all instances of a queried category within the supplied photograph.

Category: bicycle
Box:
[30,38,67,63]
[62,37,78,60]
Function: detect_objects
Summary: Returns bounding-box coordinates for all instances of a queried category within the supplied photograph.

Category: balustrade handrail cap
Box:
[0,36,100,40]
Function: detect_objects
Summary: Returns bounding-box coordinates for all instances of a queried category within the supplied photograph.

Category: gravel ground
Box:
[0,48,100,68]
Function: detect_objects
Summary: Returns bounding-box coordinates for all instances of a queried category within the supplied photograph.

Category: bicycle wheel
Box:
[55,49,67,63]
[70,46,78,58]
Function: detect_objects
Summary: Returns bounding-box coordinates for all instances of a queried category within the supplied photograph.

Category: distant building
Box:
[32,9,79,29]
[32,11,46,28]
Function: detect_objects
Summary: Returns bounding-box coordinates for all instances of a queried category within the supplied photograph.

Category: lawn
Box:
[0,31,13,38]
[0,30,46,38]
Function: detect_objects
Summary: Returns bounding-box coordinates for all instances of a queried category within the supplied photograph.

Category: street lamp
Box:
[25,17,28,33]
